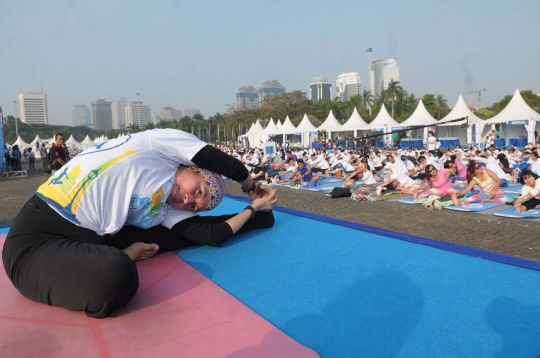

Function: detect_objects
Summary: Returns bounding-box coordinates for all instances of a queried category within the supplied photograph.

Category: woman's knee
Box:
[85,253,139,318]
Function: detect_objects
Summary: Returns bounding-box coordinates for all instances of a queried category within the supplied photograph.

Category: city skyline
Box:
[1,0,539,125]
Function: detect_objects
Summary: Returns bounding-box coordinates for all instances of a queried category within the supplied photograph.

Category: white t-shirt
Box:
[427,136,437,151]
[36,129,206,236]
[360,170,377,185]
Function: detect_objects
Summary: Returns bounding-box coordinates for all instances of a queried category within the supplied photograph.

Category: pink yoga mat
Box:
[0,234,318,358]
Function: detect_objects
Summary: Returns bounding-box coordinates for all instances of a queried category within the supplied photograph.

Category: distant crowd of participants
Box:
[218,134,540,213]
[3,134,81,172]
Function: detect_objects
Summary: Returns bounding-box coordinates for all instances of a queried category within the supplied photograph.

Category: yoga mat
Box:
[181,197,540,358]
[397,197,418,204]
[0,233,317,358]
[494,208,540,218]
[445,202,504,212]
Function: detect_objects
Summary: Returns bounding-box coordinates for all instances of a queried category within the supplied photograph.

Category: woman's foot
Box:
[123,242,159,261]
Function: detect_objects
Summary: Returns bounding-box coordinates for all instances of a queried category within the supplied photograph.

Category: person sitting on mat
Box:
[412,165,458,201]
[3,129,277,319]
[514,170,540,213]
[451,160,515,207]
[291,159,319,187]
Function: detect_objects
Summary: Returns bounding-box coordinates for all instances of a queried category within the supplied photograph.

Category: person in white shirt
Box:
[4,129,277,319]
[426,131,437,154]
[514,170,540,213]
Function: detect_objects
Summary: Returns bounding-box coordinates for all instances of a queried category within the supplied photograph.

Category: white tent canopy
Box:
[12,136,30,149]
[437,95,482,146]
[295,114,318,147]
[65,134,81,149]
[276,120,283,129]
[339,107,370,136]
[247,120,265,148]
[479,88,540,145]
[81,135,95,150]
[317,110,342,139]
[29,135,44,157]
[260,118,280,142]
[400,99,438,143]
[277,116,297,135]
[368,105,401,145]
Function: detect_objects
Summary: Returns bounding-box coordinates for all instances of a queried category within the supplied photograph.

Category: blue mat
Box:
[398,197,417,204]
[178,197,540,357]
[494,208,540,218]
[445,202,504,212]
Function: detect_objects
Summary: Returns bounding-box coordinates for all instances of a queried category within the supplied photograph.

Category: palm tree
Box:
[435,94,450,120]
[386,80,403,118]
[402,93,418,118]
[362,89,374,114]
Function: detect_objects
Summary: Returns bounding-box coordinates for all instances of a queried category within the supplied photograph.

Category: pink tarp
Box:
[0,234,318,358]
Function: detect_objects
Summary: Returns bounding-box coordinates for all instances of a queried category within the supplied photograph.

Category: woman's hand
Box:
[247,183,271,200]
[251,189,277,212]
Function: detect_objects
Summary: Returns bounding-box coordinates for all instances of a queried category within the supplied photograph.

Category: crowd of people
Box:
[219,135,540,211]
[2,134,82,172]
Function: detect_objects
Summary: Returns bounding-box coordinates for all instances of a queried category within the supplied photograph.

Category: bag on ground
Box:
[330,187,351,198]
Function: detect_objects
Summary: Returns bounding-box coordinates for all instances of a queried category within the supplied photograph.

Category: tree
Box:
[386,80,403,119]
[490,90,540,114]
[258,90,315,123]
[422,94,437,116]
[192,113,205,121]
[434,94,450,120]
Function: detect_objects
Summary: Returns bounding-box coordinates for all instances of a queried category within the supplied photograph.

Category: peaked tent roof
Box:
[251,119,265,135]
[80,135,95,150]
[401,99,438,126]
[243,122,255,136]
[484,88,540,124]
[12,136,30,148]
[369,105,401,129]
[295,114,317,132]
[261,118,280,135]
[29,135,43,146]
[317,110,343,131]
[65,134,80,147]
[339,107,370,131]
[277,116,297,135]
[276,120,283,129]
[439,95,482,126]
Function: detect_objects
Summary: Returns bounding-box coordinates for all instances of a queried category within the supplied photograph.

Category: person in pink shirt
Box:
[412,165,458,201]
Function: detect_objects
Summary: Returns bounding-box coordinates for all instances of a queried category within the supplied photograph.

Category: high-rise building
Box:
[183,109,200,118]
[91,99,113,131]
[309,77,333,104]
[259,80,285,103]
[125,101,152,127]
[72,104,87,126]
[85,108,92,126]
[159,107,183,120]
[236,86,259,109]
[370,58,400,97]
[18,93,48,124]
[336,72,361,102]
[111,97,128,130]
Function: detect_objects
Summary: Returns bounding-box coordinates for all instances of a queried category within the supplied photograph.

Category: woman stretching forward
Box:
[452,160,515,206]
[412,165,457,201]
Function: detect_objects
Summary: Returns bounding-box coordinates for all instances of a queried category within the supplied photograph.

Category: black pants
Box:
[2,195,266,318]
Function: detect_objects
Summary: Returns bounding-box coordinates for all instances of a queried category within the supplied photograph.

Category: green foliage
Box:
[422,94,437,116]
[434,94,450,120]
[475,108,496,120]
[489,90,540,114]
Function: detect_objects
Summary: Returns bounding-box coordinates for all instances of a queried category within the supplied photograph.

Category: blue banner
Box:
[508,120,529,126]
[392,126,407,131]
[371,128,384,133]
[295,132,302,136]
[309,131,317,135]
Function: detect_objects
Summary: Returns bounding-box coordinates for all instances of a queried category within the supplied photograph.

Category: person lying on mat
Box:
[450,160,515,207]
[3,129,277,319]
[412,165,457,201]
[514,170,540,213]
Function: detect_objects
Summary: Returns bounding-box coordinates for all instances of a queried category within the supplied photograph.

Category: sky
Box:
[2,0,539,125]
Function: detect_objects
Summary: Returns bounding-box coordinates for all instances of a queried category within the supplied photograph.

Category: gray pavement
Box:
[2,171,540,263]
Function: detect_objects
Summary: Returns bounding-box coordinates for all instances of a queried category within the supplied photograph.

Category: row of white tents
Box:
[241,89,540,148]
[5,133,130,158]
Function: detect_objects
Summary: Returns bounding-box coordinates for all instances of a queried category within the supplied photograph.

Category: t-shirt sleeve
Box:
[150,129,207,166]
